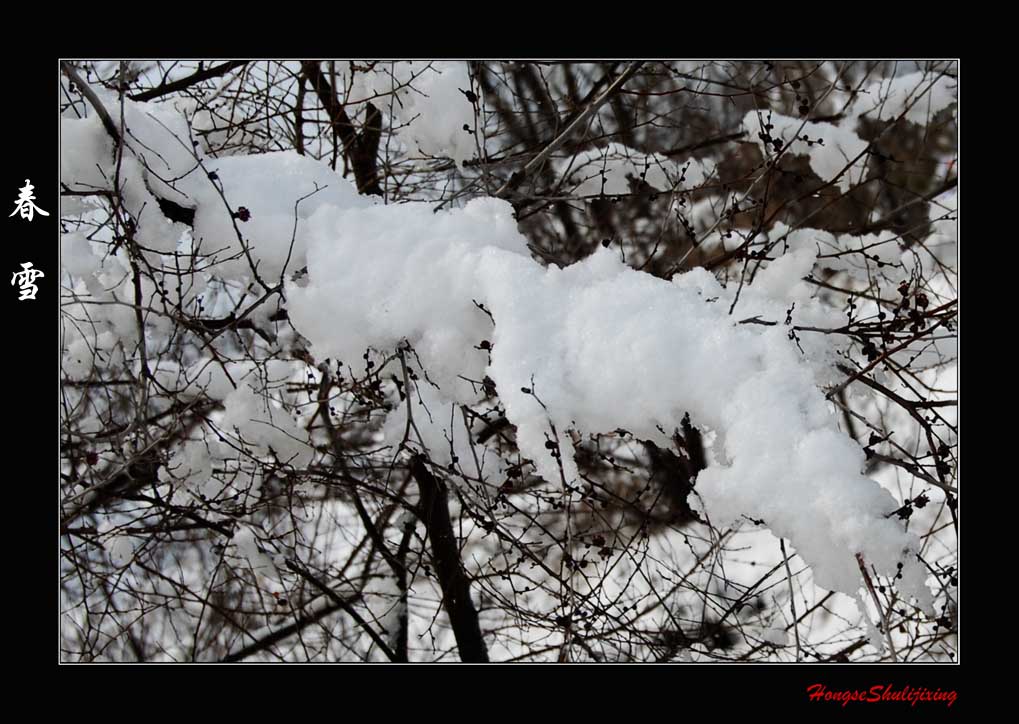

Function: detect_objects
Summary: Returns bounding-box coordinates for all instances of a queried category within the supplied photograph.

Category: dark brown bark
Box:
[410,454,489,662]
[300,61,383,197]
[285,559,398,661]
[221,599,349,662]
[642,417,706,526]
[129,61,250,103]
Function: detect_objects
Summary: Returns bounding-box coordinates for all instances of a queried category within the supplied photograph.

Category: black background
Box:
[23,34,970,713]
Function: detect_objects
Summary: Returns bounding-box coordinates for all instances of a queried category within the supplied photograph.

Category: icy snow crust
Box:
[287,196,932,610]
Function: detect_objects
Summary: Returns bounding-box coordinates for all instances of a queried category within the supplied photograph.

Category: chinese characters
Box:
[9,179,49,222]
[9,179,47,301]
[11,262,43,300]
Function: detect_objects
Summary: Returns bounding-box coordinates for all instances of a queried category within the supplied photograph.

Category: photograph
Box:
[56,59,958,672]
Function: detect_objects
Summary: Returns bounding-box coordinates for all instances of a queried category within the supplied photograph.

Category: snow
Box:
[742,111,868,193]
[555,142,716,196]
[60,91,200,254]
[740,69,956,195]
[749,241,820,302]
[761,627,788,646]
[97,519,135,568]
[854,70,957,125]
[215,375,316,471]
[191,150,374,282]
[158,438,213,493]
[287,195,934,610]
[232,524,280,584]
[61,91,373,282]
[372,61,478,165]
